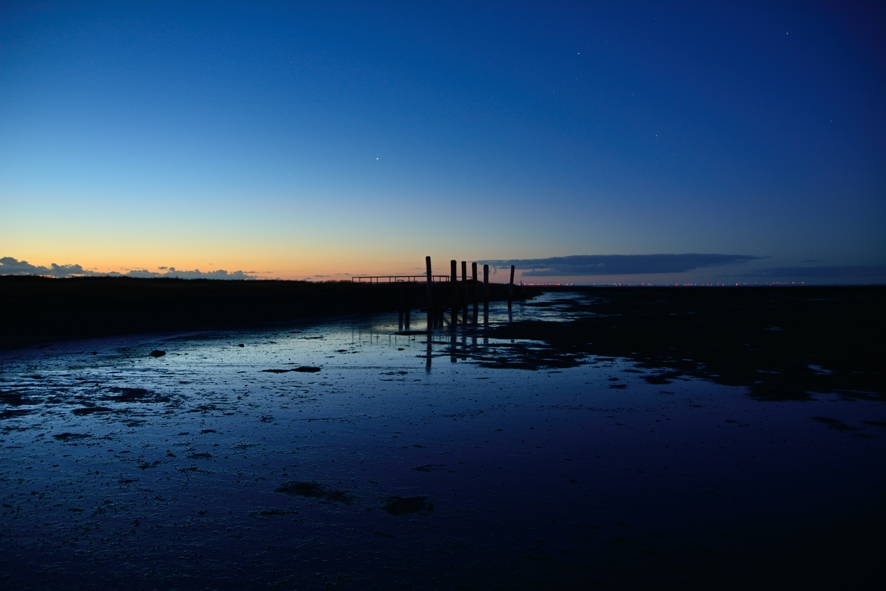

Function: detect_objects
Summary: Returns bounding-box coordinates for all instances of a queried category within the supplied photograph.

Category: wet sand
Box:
[1,288,884,589]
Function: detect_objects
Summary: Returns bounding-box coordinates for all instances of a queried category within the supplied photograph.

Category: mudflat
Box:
[485,285,885,402]
[0,275,533,348]
[0,286,883,590]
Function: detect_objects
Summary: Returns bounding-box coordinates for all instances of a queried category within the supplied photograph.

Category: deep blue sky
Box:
[2,1,884,283]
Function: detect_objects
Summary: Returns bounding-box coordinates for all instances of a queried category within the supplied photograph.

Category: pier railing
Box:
[351,275,450,284]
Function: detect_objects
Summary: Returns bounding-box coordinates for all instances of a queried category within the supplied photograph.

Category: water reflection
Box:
[361,294,577,370]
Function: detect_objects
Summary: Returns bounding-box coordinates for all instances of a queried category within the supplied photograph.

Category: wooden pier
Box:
[350,257,529,331]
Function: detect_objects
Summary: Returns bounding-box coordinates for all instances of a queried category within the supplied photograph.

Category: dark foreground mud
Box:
[0,275,536,348]
[482,286,885,401]
[0,289,884,590]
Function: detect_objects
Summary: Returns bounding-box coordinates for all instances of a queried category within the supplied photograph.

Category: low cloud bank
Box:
[479,254,761,277]
[752,265,886,279]
[1,257,256,280]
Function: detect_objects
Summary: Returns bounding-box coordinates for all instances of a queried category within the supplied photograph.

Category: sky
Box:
[2,1,884,285]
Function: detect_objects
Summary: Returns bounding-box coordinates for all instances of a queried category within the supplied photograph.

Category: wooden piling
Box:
[483,264,489,307]
[398,290,404,330]
[508,265,515,309]
[472,262,478,305]
[426,256,433,329]
[425,256,433,301]
[450,260,457,326]
[461,261,468,318]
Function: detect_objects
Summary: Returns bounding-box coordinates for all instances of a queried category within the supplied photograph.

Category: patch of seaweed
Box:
[263,366,321,374]
[811,417,857,431]
[413,464,452,473]
[0,392,30,405]
[72,406,114,416]
[382,496,433,515]
[274,481,353,504]
[253,508,299,517]
[53,432,92,441]
[104,387,171,403]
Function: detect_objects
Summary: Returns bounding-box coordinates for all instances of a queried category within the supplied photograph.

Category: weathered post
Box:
[483,264,489,308]
[426,256,433,330]
[398,290,404,331]
[450,260,458,326]
[508,265,515,310]
[472,262,478,306]
[461,261,468,320]
[471,262,479,323]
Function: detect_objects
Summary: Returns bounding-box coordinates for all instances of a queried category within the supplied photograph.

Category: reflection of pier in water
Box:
[394,299,524,371]
[352,255,521,334]
[352,289,590,373]
[350,296,527,372]
[351,255,536,371]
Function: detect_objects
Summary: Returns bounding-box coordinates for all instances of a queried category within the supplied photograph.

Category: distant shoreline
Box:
[3,277,883,402]
[0,275,536,349]
[2,277,883,357]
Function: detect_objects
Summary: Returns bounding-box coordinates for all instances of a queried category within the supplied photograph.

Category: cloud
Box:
[0,257,92,278]
[478,254,762,277]
[150,267,256,280]
[1,257,256,280]
[751,265,886,279]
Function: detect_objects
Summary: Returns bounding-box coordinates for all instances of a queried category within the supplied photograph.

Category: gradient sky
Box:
[2,1,884,284]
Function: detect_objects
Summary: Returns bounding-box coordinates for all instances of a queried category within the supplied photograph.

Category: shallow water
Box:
[1,294,884,589]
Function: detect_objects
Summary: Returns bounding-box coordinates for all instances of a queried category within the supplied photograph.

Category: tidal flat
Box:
[1,290,884,590]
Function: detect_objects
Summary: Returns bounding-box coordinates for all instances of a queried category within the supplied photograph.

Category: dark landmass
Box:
[0,275,534,348]
[482,286,885,402]
[2,278,883,402]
